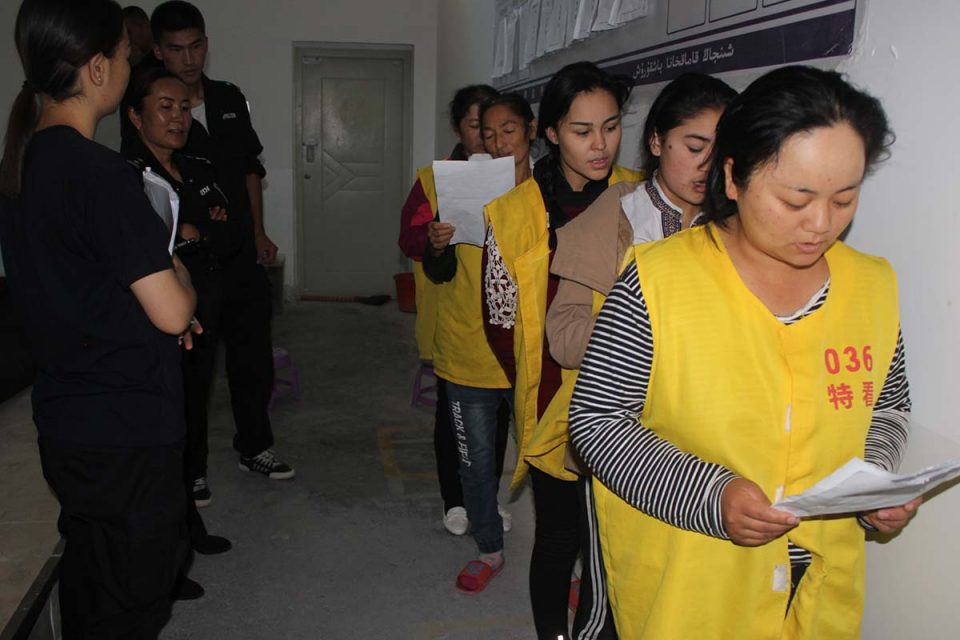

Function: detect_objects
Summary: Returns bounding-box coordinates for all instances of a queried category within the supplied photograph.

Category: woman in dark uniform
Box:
[0,0,196,634]
[122,65,237,574]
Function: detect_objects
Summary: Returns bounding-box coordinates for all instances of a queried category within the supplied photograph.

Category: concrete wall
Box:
[837,1,960,637]
[434,0,496,158]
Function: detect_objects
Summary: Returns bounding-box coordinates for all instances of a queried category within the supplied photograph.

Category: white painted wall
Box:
[0,0,439,288]
[435,0,496,159]
[837,1,960,637]
[0,1,21,276]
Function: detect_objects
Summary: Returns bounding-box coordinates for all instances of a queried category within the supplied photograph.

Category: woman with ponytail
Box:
[481,61,639,638]
[0,0,196,634]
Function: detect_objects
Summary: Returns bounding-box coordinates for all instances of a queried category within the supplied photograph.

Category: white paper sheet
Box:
[572,0,598,41]
[433,156,515,247]
[537,0,557,56]
[611,0,648,25]
[493,14,507,77]
[774,457,960,518]
[591,0,618,31]
[519,0,542,69]
[142,168,180,255]
[503,9,519,76]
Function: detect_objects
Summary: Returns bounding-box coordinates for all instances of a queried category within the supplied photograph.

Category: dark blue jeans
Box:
[445,381,513,554]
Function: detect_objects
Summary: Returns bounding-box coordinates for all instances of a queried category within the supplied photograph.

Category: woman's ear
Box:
[127,106,143,132]
[649,130,663,158]
[545,126,559,146]
[723,157,738,201]
[86,52,107,88]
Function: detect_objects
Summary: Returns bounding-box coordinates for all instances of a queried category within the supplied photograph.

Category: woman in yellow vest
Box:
[569,65,920,639]
[534,72,737,639]
[397,84,510,536]
[482,62,639,639]
[422,92,537,593]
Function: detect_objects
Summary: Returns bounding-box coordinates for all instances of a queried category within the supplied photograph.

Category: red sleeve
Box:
[398,179,431,260]
[481,245,517,385]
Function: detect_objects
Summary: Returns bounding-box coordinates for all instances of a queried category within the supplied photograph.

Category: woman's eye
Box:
[687,146,705,154]
[503,128,516,135]
[574,130,590,137]
[833,200,854,209]
[783,201,806,210]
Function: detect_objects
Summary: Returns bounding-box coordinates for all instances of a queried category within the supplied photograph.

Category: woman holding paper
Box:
[422,92,538,594]
[0,0,195,634]
[569,66,919,639]
[398,84,511,537]
[481,62,639,639]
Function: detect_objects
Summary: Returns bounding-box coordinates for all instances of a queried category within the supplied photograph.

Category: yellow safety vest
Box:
[484,166,641,487]
[430,166,511,388]
[594,225,900,639]
[412,166,442,361]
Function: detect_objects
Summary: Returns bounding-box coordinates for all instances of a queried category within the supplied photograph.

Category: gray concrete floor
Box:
[1,301,540,638]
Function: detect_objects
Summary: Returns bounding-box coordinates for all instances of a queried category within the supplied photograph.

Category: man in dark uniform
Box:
[143,1,295,506]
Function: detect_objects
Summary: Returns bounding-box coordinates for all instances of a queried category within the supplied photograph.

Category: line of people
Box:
[403,61,921,639]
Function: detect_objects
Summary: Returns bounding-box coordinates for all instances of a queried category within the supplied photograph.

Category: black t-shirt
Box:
[0,126,185,447]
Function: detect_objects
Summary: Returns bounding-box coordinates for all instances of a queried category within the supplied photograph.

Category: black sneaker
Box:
[193,534,232,555]
[172,575,205,601]
[192,477,212,507]
[238,449,296,480]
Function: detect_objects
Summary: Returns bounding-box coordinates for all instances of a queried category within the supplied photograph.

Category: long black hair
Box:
[449,84,499,130]
[703,65,894,227]
[641,73,737,176]
[0,0,125,198]
[534,61,631,241]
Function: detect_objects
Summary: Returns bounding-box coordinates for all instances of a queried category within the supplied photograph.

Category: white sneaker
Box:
[499,505,512,533]
[443,507,469,536]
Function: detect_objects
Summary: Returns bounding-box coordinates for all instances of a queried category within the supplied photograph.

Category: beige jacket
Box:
[546,180,640,369]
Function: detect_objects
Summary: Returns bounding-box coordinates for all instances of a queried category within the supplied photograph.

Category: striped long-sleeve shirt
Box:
[569,261,911,562]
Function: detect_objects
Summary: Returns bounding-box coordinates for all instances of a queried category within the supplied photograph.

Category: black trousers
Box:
[185,246,275,462]
[181,264,223,481]
[38,438,188,639]
[434,378,510,512]
[529,468,617,640]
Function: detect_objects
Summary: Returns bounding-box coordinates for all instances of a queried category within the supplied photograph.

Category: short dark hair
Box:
[122,5,148,20]
[123,65,184,115]
[150,0,205,42]
[449,84,499,130]
[478,93,535,131]
[1,0,125,198]
[640,73,737,176]
[703,65,894,226]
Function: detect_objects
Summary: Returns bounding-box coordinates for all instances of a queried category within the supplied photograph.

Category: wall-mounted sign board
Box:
[494,0,859,102]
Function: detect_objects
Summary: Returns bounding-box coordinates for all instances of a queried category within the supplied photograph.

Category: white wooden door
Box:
[297,49,410,297]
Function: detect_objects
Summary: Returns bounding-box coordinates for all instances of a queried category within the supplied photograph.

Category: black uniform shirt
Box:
[0,126,185,447]
[183,76,265,234]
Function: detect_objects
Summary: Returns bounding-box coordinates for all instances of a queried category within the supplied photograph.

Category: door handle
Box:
[304,143,317,163]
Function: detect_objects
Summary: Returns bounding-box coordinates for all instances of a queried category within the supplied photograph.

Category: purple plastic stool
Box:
[270,347,301,409]
[411,360,437,408]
